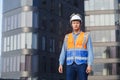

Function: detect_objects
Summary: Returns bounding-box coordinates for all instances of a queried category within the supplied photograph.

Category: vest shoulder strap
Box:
[84,32,89,38]
[84,32,90,43]
[64,33,72,41]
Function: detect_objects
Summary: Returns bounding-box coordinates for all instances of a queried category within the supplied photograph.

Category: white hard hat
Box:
[70,13,82,23]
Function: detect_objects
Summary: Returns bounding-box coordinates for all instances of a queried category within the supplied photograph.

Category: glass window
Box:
[104,14,110,26]
[33,12,38,28]
[42,0,47,9]
[7,17,11,31]
[86,0,115,11]
[90,15,94,26]
[10,36,14,51]
[100,15,104,26]
[50,58,56,73]
[3,58,7,72]
[6,37,9,52]
[4,17,7,32]
[89,0,94,10]
[26,33,32,49]
[91,30,115,42]
[41,17,47,30]
[93,63,116,76]
[42,36,46,51]
[21,12,26,27]
[94,15,99,26]
[21,0,33,6]
[18,13,21,28]
[14,35,17,50]
[26,12,32,27]
[110,0,114,9]
[9,57,13,72]
[50,0,55,11]
[85,16,90,26]
[93,47,112,58]
[14,14,18,29]
[21,12,32,27]
[25,55,31,71]
[21,33,25,49]
[13,15,15,29]
[111,30,115,41]
[11,16,14,30]
[20,55,25,71]
[42,56,46,73]
[86,14,115,26]
[93,64,104,75]
[32,33,38,49]
[85,1,89,11]
[114,0,118,9]
[6,57,9,72]
[49,38,55,53]
[17,34,21,49]
[13,56,16,72]
[4,37,7,52]
[16,56,20,71]
[32,55,39,73]
[110,14,115,25]
[59,3,63,16]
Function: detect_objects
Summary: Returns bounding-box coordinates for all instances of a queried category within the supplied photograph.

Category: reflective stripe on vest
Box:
[65,32,89,65]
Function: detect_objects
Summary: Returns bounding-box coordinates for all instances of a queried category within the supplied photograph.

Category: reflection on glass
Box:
[93,63,117,76]
[4,37,6,52]
[17,34,21,49]
[85,14,115,27]
[6,57,9,72]
[21,33,25,49]
[32,33,38,49]
[20,55,25,71]
[16,56,20,71]
[91,30,115,42]
[85,0,115,11]
[10,36,13,51]
[10,57,12,72]
[42,36,46,51]
[93,46,116,58]
[14,35,17,50]
[26,33,32,49]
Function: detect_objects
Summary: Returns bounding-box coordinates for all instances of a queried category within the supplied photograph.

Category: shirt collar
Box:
[72,31,81,35]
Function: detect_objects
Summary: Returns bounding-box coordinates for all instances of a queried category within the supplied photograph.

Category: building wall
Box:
[1,0,84,80]
[1,0,38,79]
[84,0,120,80]
[33,0,84,80]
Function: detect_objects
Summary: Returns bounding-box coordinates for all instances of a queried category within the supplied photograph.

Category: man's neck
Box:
[73,30,80,34]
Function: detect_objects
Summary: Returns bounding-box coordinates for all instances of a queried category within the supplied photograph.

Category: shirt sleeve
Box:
[87,35,94,66]
[59,36,67,65]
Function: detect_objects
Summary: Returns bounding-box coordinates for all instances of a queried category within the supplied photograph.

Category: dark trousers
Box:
[66,63,88,80]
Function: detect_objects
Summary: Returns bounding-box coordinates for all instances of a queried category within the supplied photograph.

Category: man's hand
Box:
[58,65,63,73]
[86,65,92,74]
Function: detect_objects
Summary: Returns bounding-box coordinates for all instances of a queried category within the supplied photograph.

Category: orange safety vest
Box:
[65,32,89,65]
[66,32,88,49]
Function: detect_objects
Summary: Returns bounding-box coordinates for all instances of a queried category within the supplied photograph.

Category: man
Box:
[58,13,94,80]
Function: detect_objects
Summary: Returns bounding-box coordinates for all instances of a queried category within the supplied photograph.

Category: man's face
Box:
[71,20,81,31]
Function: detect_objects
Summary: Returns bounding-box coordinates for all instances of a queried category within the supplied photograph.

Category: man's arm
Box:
[59,41,66,65]
[58,36,67,73]
[86,35,94,73]
[87,35,94,66]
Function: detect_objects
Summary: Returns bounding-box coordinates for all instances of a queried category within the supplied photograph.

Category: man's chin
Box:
[73,29,80,31]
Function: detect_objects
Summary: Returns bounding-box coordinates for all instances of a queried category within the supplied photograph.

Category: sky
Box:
[0,0,2,56]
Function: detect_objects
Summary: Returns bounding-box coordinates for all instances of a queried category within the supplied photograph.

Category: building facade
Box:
[84,0,120,80]
[1,0,84,80]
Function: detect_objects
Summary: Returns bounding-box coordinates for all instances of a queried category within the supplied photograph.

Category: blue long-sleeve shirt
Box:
[59,32,94,66]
